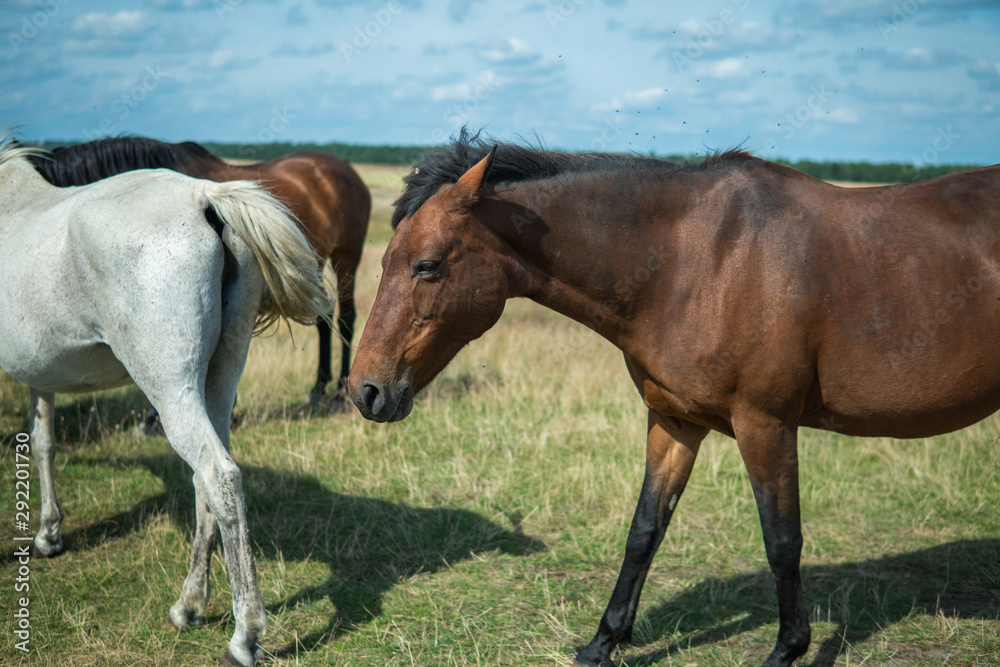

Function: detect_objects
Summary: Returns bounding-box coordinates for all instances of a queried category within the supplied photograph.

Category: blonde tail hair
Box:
[202,180,333,333]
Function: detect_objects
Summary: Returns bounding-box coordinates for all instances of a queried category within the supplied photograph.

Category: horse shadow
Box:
[13,451,545,657]
[623,538,1000,666]
[0,384,152,447]
[0,369,503,445]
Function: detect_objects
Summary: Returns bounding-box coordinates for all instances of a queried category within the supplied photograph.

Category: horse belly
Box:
[807,338,1000,438]
[0,333,131,394]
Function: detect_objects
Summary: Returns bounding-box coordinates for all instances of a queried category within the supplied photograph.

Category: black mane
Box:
[27,136,222,186]
[391,128,753,228]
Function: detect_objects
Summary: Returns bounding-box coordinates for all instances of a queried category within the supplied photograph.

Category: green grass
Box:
[0,169,998,666]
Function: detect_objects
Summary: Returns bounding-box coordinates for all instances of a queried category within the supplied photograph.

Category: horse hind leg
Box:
[732,411,810,667]
[168,470,218,629]
[129,227,266,664]
[29,390,64,556]
[158,325,265,665]
[167,223,267,665]
[158,399,265,666]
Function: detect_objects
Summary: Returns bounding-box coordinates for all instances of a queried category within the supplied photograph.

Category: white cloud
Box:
[625,88,666,104]
[710,57,745,78]
[208,51,234,69]
[478,37,544,67]
[71,11,154,39]
[431,82,472,101]
[821,107,860,124]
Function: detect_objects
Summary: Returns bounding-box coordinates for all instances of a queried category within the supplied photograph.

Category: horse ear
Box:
[451,145,497,205]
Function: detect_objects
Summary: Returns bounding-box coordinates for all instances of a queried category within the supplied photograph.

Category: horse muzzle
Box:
[350,379,413,423]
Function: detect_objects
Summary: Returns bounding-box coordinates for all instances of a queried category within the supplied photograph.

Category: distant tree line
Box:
[31,139,981,183]
[202,141,431,166]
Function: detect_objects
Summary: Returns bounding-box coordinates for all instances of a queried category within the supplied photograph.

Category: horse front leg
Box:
[733,411,810,667]
[576,412,708,666]
[334,277,356,396]
[308,314,334,404]
[333,253,359,399]
[308,253,358,405]
[29,389,64,556]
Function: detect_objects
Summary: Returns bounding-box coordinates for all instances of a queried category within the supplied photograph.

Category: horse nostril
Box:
[361,382,385,416]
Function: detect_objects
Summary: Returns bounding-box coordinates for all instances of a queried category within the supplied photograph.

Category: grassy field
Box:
[1,165,998,666]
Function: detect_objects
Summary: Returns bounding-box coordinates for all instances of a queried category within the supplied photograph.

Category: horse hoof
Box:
[33,535,63,557]
[307,382,327,406]
[168,602,206,631]
[221,641,263,666]
[328,394,352,414]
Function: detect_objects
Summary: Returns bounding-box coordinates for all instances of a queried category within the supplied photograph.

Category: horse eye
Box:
[414,260,441,277]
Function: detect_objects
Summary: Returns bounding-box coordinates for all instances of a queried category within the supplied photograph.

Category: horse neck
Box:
[482,174,673,345]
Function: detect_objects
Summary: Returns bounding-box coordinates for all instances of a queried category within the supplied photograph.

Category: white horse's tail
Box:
[202,181,333,333]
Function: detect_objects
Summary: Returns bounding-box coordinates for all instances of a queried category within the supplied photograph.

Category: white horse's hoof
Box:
[33,534,63,557]
[222,640,263,666]
[168,601,205,630]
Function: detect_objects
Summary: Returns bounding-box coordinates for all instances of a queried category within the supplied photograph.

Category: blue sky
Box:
[2,0,998,164]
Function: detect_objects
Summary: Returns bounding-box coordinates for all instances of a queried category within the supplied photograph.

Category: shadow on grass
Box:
[621,538,1000,666]
[0,384,151,448]
[16,452,545,658]
[0,369,501,447]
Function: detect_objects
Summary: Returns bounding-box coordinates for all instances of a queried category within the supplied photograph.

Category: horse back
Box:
[226,152,371,260]
[736,162,1000,437]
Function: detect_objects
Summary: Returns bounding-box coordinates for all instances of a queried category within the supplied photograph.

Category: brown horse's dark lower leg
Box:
[332,257,358,394]
[755,487,809,667]
[735,415,810,667]
[335,292,355,392]
[309,315,334,401]
[311,254,357,402]
[576,414,705,666]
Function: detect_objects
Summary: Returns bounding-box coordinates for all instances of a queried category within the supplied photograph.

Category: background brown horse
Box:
[348,130,1000,666]
[29,137,370,409]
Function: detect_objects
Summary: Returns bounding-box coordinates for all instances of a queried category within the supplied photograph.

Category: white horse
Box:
[0,140,331,665]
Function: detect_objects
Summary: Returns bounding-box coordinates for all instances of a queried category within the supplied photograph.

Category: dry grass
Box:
[0,167,997,666]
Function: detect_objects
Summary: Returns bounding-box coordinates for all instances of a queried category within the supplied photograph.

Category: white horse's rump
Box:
[0,140,331,666]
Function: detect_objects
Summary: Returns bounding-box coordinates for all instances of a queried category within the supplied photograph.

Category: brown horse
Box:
[348,130,1000,666]
[28,137,371,406]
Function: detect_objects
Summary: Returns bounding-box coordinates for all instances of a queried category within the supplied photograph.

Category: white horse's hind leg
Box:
[168,470,218,628]
[162,224,267,666]
[158,398,265,666]
[168,318,258,640]
[30,390,64,556]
